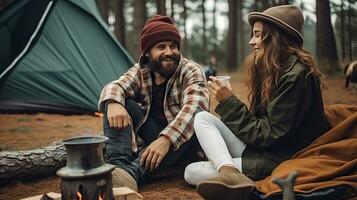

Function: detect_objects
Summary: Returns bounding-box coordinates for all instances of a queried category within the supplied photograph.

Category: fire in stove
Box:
[57,136,115,200]
[75,190,104,200]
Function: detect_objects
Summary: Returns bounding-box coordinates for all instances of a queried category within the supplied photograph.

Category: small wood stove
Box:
[57,136,115,200]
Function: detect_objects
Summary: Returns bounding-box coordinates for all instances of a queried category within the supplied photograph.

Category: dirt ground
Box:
[0,73,356,200]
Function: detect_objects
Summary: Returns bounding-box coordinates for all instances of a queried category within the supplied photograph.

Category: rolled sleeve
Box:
[98,65,142,112]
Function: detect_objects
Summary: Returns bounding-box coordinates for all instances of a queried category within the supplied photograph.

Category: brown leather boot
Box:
[197,166,255,200]
[112,168,138,192]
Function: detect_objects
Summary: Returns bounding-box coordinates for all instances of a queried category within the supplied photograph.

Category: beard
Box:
[148,53,180,79]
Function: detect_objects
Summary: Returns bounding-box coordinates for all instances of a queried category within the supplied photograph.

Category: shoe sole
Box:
[197,181,255,200]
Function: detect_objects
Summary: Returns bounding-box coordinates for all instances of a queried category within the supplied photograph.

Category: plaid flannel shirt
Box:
[98,55,209,150]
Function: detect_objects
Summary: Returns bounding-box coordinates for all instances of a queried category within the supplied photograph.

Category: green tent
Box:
[0,0,133,114]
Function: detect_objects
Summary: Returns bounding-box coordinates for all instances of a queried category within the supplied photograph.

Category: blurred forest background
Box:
[0,1,356,198]
[1,0,357,73]
[95,0,357,74]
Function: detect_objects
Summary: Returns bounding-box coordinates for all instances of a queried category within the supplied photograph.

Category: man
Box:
[98,15,209,191]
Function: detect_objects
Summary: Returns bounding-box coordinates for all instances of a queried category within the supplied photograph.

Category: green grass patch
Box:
[0,144,10,151]
[17,117,32,122]
[9,126,33,133]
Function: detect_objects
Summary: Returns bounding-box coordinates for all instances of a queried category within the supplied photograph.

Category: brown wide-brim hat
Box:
[248,5,304,45]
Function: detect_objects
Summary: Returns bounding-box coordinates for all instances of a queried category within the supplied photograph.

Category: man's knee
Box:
[124,98,140,115]
[125,98,138,108]
[124,99,146,126]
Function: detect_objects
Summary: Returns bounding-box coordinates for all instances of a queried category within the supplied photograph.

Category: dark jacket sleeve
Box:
[215,64,311,148]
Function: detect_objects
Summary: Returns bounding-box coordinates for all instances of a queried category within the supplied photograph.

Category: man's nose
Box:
[163,46,173,55]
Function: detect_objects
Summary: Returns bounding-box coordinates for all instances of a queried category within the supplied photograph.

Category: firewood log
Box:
[0,142,66,186]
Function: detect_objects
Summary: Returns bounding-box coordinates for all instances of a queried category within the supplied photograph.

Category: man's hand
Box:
[140,136,172,171]
[208,76,234,102]
[107,102,131,130]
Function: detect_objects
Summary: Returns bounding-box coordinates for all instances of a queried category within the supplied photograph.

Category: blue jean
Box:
[103,99,198,184]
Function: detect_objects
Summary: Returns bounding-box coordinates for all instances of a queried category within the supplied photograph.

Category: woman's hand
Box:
[208,76,234,102]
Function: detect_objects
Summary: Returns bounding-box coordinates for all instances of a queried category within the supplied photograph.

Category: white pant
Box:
[184,111,246,186]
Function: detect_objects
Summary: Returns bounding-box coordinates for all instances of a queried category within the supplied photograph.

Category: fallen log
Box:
[0,142,66,187]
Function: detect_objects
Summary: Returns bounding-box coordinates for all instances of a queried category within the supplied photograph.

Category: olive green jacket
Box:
[215,55,330,181]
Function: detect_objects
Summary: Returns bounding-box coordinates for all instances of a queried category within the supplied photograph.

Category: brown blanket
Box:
[256,104,357,198]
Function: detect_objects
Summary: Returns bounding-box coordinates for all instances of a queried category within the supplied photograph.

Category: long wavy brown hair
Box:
[245,22,323,112]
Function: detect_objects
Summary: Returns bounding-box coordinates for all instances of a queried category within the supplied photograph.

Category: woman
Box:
[184,5,330,199]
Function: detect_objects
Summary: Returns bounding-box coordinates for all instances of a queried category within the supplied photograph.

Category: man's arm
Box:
[98,64,142,112]
[98,65,142,129]
[106,102,131,130]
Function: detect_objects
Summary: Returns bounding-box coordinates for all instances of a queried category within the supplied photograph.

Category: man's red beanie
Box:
[140,15,181,54]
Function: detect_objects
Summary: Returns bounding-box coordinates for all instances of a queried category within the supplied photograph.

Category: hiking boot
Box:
[112,168,138,192]
[197,166,255,200]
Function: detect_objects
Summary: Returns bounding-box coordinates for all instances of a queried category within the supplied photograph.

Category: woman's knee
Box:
[194,111,213,128]
[184,163,197,185]
[184,162,206,186]
[184,161,218,186]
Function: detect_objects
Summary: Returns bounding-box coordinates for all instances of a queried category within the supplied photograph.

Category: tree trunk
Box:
[347,0,352,61]
[202,0,207,63]
[226,0,238,71]
[316,0,339,72]
[114,0,126,48]
[212,0,217,60]
[96,0,109,24]
[171,0,175,20]
[340,0,345,60]
[133,0,147,59]
[156,0,166,15]
[279,0,290,5]
[256,0,270,11]
[0,143,66,187]
[238,0,245,65]
[181,0,188,57]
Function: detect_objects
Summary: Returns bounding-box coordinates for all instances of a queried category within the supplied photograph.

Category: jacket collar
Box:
[283,54,298,73]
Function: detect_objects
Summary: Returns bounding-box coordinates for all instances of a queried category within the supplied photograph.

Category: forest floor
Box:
[0,71,356,200]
